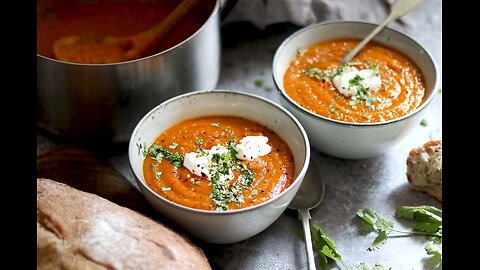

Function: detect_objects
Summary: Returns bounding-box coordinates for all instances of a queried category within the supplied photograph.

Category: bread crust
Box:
[37,178,212,270]
[406,140,442,201]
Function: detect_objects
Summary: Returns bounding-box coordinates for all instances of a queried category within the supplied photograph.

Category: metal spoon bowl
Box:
[288,155,325,270]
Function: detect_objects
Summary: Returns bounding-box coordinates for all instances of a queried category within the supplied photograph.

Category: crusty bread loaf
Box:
[406,140,442,201]
[37,178,212,270]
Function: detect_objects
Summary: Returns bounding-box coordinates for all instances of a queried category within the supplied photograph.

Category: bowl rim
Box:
[128,89,311,216]
[272,20,440,128]
[36,0,220,66]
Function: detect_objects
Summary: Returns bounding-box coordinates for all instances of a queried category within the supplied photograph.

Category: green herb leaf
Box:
[136,142,148,157]
[169,141,179,149]
[196,138,203,145]
[353,263,371,270]
[420,119,428,126]
[155,171,162,180]
[425,239,442,268]
[264,86,274,92]
[329,102,338,114]
[211,123,221,127]
[161,186,171,192]
[357,209,394,250]
[368,230,388,251]
[395,205,442,234]
[148,145,184,167]
[353,262,392,270]
[297,47,305,56]
[309,222,351,270]
[254,79,264,88]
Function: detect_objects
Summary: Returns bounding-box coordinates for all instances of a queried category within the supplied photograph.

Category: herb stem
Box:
[339,259,351,270]
[374,212,441,238]
[387,228,441,238]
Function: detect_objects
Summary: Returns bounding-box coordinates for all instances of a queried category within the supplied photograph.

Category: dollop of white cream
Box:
[235,136,272,161]
[183,145,234,181]
[183,152,210,178]
[183,136,272,179]
[332,67,381,97]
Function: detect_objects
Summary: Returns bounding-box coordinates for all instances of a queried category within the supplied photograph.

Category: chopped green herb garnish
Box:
[155,171,162,180]
[368,62,380,76]
[161,186,171,192]
[420,119,428,126]
[196,138,203,145]
[264,86,274,92]
[136,142,148,157]
[437,88,442,94]
[254,79,264,88]
[232,163,255,186]
[151,162,157,172]
[197,147,206,156]
[251,189,258,196]
[297,47,305,56]
[148,145,184,167]
[211,123,221,127]
[347,74,376,110]
[169,141,179,149]
[223,128,234,136]
[206,139,257,211]
[329,102,338,114]
[305,68,332,81]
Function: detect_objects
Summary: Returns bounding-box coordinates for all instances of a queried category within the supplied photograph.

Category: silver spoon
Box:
[341,0,424,64]
[288,156,325,270]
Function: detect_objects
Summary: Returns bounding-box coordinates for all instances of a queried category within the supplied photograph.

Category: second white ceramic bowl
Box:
[272,21,439,159]
[128,90,310,243]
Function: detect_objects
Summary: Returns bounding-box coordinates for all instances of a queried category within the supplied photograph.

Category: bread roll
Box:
[37,178,212,270]
[406,140,442,201]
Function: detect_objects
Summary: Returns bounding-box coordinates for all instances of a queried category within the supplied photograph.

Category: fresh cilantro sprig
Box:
[310,222,351,270]
[357,206,442,267]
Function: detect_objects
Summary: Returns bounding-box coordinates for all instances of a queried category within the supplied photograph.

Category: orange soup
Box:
[37,0,213,63]
[141,116,295,211]
[283,39,426,123]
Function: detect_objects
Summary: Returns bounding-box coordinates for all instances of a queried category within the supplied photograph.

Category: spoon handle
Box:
[341,0,423,64]
[299,209,316,270]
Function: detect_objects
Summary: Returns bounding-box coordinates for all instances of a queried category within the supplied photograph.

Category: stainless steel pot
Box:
[37,0,232,142]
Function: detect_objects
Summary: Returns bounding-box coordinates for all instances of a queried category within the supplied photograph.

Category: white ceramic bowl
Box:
[128,90,310,244]
[272,21,439,159]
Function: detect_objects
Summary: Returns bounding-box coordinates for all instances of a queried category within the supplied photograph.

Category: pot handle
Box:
[220,0,237,21]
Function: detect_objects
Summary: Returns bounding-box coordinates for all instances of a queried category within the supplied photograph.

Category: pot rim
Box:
[36,0,221,66]
[272,20,440,128]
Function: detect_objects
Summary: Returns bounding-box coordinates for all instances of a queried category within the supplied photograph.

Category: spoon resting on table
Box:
[288,156,325,270]
[53,0,201,64]
[341,0,424,64]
